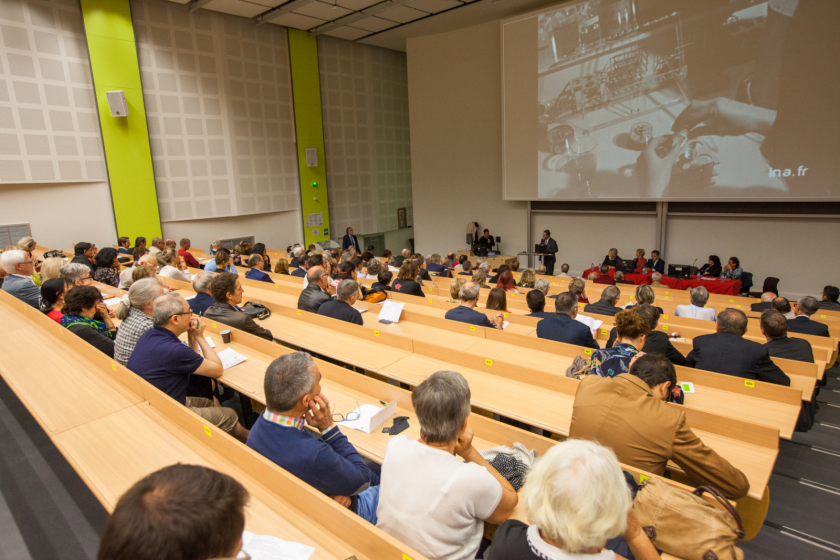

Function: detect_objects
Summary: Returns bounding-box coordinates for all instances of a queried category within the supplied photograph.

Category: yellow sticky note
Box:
[485,359,493,366]
[579,303,585,308]
[470,326,476,332]
[204,426,212,437]
[374,330,379,336]
[403,555,416,560]
[821,315,827,318]
[664,296,669,300]
[296,310,301,315]
[584,349,592,355]
[736,305,741,308]
[428,298,433,303]
[639,474,650,483]
[428,287,433,291]
[212,322,217,328]
[111,363,116,371]
[729,299,734,303]
[552,282,556,286]
[626,302,632,306]
[601,329,608,335]
[504,313,509,318]
[663,315,669,319]
[662,325,669,330]
[745,380,755,388]
[665,291,669,295]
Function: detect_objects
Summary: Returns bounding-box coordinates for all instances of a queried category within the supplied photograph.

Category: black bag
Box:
[241,302,271,320]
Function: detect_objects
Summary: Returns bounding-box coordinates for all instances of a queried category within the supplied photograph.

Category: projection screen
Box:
[501,0,840,200]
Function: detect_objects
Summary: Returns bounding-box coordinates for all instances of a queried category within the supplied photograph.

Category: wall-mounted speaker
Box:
[305,147,318,167]
[105,90,129,117]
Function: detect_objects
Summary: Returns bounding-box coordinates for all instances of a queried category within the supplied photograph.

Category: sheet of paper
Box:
[216,348,247,370]
[378,300,405,323]
[102,297,122,307]
[574,314,603,337]
[204,336,216,348]
[502,321,509,330]
[356,308,367,314]
[239,531,315,560]
[336,399,397,434]
[183,295,195,300]
[388,266,400,272]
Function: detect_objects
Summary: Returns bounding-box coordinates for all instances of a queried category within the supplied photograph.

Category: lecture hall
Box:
[1,0,839,558]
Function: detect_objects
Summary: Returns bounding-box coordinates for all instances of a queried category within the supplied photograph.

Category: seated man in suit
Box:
[675,286,716,321]
[247,352,380,523]
[458,260,474,276]
[789,296,830,337]
[318,280,363,326]
[526,290,553,319]
[645,250,665,274]
[686,308,790,386]
[592,265,616,285]
[290,254,311,278]
[297,267,333,314]
[536,292,599,349]
[202,273,273,342]
[602,248,621,268]
[244,254,272,283]
[605,304,686,366]
[569,353,749,500]
[426,253,446,274]
[0,249,40,308]
[750,292,775,312]
[583,285,621,317]
[820,285,840,311]
[650,271,664,288]
[761,310,814,363]
[289,246,303,268]
[444,282,503,329]
[394,249,410,267]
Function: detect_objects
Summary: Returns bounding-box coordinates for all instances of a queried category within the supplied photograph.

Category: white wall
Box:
[161,208,302,251]
[407,21,528,257]
[666,215,840,301]
[0,181,117,249]
[530,212,657,276]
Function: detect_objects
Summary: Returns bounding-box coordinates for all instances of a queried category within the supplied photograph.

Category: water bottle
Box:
[591,262,595,272]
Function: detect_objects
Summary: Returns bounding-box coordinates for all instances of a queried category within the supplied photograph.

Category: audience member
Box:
[1,249,41,308]
[177,238,200,268]
[165,238,177,250]
[722,256,742,279]
[570,353,750,499]
[697,255,722,277]
[650,271,664,288]
[485,439,659,560]
[39,256,64,282]
[352,256,369,279]
[537,264,547,275]
[290,252,310,277]
[251,243,271,271]
[459,260,473,276]
[626,284,663,314]
[761,310,814,363]
[772,296,796,320]
[301,255,325,289]
[392,260,425,297]
[245,254,272,283]
[230,244,244,267]
[471,268,489,290]
[188,271,216,315]
[446,277,466,304]
[526,289,552,319]
[116,236,130,254]
[487,264,509,284]
[557,263,570,277]
[537,292,599,349]
[632,248,647,273]
[485,287,509,313]
[607,305,686,366]
[820,285,840,310]
[148,237,164,257]
[204,249,237,274]
[602,248,620,268]
[377,371,517,559]
[395,248,410,266]
[426,254,446,274]
[686,309,790,385]
[751,292,776,312]
[158,250,193,282]
[208,239,222,255]
[274,258,290,275]
[298,267,332,313]
[371,271,393,293]
[318,280,363,325]
[589,309,648,377]
[445,282,503,329]
[60,285,117,356]
[510,259,520,273]
[366,258,384,279]
[40,278,69,323]
[584,285,621,317]
[517,268,536,289]
[496,271,518,294]
[593,265,616,286]
[203,273,272,341]
[789,296,830,337]
[96,464,248,560]
[534,278,551,298]
[127,293,249,441]
[289,246,304,268]
[60,262,93,287]
[70,242,96,273]
[645,250,665,274]
[568,277,589,304]
[128,265,154,288]
[248,352,380,521]
[132,237,147,252]
[675,286,716,321]
[614,271,633,285]
[114,278,166,366]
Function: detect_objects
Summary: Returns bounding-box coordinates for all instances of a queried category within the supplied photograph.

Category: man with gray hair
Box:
[444,281,504,329]
[675,286,716,321]
[534,278,551,297]
[1,249,40,308]
[584,285,622,317]
[127,293,250,442]
[750,291,776,313]
[165,238,177,250]
[208,239,222,255]
[789,296,830,337]
[189,270,216,315]
[247,352,380,523]
[395,248,410,267]
[317,279,363,325]
[537,292,599,349]
[290,245,304,268]
[686,308,790,386]
[650,271,664,288]
[114,278,165,366]
[297,266,332,313]
[244,254,272,283]
[148,237,165,257]
[377,371,518,559]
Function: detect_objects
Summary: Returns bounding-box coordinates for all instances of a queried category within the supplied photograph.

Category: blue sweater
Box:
[247,414,378,512]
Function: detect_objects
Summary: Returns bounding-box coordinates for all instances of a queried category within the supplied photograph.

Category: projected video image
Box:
[530,0,838,200]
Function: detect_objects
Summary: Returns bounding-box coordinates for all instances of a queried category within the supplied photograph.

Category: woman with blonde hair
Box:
[274,258,290,275]
[569,277,589,304]
[472,268,488,289]
[517,268,536,289]
[448,277,467,303]
[633,248,647,273]
[40,257,65,281]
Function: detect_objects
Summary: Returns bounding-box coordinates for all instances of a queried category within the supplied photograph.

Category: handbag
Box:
[364,291,386,303]
[565,355,593,379]
[633,478,745,560]
[240,302,271,320]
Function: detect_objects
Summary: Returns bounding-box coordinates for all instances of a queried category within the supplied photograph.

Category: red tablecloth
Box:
[582,268,741,295]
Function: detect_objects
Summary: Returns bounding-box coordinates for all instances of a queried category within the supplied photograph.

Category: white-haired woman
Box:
[485,439,658,560]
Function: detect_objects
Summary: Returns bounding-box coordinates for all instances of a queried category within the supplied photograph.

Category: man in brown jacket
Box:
[569,353,750,500]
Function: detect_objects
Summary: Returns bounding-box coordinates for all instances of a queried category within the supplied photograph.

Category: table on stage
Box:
[582,267,742,295]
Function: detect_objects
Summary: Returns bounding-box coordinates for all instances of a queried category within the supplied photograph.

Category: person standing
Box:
[342,227,361,253]
[538,230,558,275]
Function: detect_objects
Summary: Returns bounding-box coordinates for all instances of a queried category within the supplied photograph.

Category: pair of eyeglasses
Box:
[332,401,361,422]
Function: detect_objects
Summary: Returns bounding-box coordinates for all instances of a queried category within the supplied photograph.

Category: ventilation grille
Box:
[0,223,32,248]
